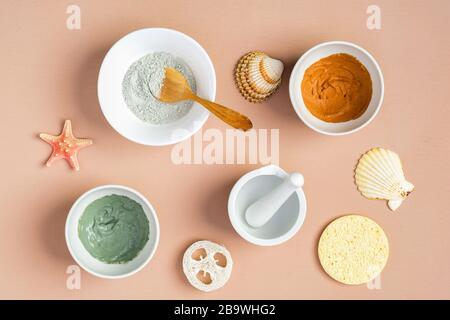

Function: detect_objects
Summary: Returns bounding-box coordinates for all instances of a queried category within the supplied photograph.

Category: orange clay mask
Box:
[301,53,372,123]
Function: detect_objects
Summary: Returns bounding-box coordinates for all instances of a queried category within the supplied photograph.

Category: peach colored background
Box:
[1,0,449,299]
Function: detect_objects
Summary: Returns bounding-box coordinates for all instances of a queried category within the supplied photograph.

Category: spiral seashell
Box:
[235,51,284,103]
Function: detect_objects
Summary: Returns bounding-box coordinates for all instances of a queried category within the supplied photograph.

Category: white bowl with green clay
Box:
[65,185,160,279]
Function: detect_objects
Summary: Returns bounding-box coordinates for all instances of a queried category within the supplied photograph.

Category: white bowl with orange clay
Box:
[289,41,384,135]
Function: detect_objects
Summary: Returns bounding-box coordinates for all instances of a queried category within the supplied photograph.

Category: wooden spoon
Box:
[158,68,253,131]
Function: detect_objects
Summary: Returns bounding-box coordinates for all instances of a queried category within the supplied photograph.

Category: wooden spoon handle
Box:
[193,96,253,131]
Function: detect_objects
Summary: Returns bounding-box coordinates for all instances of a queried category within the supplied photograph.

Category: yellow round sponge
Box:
[318,215,389,285]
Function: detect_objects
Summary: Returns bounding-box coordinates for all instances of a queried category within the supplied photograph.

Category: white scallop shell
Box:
[182,240,233,292]
[235,51,284,102]
[355,148,414,211]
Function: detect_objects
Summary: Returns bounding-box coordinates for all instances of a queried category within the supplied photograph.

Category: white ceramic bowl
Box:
[289,41,384,135]
[98,28,216,146]
[65,185,160,279]
[228,165,306,246]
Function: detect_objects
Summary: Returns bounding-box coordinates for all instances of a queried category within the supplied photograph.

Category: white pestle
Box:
[245,172,304,228]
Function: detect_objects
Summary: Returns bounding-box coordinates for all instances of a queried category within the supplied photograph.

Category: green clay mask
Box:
[78,194,149,264]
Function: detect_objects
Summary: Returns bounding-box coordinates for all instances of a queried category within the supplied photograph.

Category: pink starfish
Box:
[39,120,93,171]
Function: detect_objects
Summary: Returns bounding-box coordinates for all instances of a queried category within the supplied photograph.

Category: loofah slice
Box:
[182,240,233,292]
